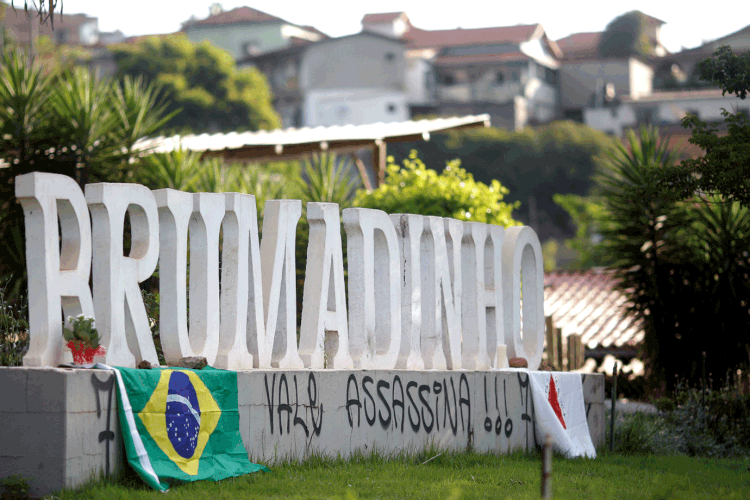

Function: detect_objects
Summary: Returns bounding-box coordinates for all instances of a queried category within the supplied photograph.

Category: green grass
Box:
[55,450,749,500]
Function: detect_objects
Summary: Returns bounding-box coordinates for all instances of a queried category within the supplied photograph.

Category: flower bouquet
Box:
[63,315,106,365]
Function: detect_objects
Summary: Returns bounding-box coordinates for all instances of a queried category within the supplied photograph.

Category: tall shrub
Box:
[597,126,750,390]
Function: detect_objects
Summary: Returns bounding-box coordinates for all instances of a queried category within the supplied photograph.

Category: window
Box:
[241,41,260,57]
[544,67,557,85]
[441,74,455,86]
[55,29,69,44]
[384,52,395,62]
[636,107,656,125]
[387,103,397,114]
[495,72,505,85]
[510,70,520,82]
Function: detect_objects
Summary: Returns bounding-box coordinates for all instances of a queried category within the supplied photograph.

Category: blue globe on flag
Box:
[166,371,201,459]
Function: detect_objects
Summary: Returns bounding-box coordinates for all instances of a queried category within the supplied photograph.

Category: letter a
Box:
[300,203,353,368]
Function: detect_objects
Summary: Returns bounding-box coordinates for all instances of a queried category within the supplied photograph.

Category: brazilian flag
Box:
[108,365,268,491]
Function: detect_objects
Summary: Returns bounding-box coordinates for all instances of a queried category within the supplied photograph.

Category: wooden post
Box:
[610,362,618,452]
[349,152,373,192]
[545,316,554,369]
[541,434,552,499]
[372,140,387,187]
[567,335,574,372]
[577,336,585,369]
[555,327,563,371]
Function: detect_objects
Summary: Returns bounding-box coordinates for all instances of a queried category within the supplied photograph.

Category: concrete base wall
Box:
[0,367,604,496]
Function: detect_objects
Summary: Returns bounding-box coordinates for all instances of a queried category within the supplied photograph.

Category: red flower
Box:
[66,341,106,365]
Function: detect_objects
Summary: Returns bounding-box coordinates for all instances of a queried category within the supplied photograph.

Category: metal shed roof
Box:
[132,115,491,187]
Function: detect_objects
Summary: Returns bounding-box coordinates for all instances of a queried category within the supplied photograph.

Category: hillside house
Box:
[241,32,408,128]
[181,5,325,60]
[362,12,563,130]
[0,6,99,46]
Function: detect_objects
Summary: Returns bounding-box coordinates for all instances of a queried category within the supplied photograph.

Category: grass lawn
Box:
[59,450,749,500]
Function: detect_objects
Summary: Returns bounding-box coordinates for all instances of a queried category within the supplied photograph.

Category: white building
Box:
[584,89,749,136]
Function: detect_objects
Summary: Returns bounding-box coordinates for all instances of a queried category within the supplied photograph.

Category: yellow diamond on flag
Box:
[138,370,221,476]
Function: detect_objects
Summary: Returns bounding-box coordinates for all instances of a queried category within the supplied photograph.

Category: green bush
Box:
[385,121,617,242]
[353,150,520,227]
[607,380,750,458]
[0,282,28,366]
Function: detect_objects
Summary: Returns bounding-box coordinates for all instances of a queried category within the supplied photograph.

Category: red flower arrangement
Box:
[66,340,106,365]
[63,315,105,365]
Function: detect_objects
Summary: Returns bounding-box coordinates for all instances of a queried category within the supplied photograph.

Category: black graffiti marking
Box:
[494,377,499,412]
[443,378,458,435]
[483,376,492,433]
[91,373,115,476]
[503,379,508,416]
[586,403,591,419]
[293,375,309,437]
[505,418,513,438]
[362,376,376,426]
[419,384,434,433]
[392,376,404,432]
[277,374,292,435]
[346,374,361,428]
[517,372,532,448]
[459,374,471,433]
[495,416,502,435]
[308,372,323,436]
[264,373,276,434]
[433,381,442,432]
[484,376,488,413]
[406,381,420,432]
[377,380,392,429]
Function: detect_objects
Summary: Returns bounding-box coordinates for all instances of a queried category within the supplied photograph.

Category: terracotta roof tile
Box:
[404,24,541,50]
[188,6,283,27]
[362,12,407,23]
[556,32,601,61]
[435,52,528,65]
[544,269,643,352]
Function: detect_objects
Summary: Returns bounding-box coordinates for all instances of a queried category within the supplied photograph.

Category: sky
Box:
[37,0,750,53]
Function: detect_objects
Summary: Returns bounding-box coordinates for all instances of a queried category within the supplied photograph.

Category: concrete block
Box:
[0,455,65,498]
[582,373,606,448]
[26,368,67,413]
[0,412,66,458]
[0,367,28,412]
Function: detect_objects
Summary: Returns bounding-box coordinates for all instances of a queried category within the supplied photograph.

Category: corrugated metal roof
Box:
[544,269,643,352]
[133,115,491,155]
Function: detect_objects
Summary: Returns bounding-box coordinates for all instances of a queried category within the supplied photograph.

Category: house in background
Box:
[362,12,562,130]
[0,6,99,46]
[653,23,750,89]
[241,31,408,128]
[180,5,326,60]
[584,88,749,137]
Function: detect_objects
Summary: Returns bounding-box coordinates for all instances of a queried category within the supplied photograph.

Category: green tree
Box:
[385,121,617,242]
[354,150,520,227]
[0,48,174,299]
[111,34,280,134]
[598,11,652,59]
[655,46,750,207]
[597,126,750,391]
[552,193,612,269]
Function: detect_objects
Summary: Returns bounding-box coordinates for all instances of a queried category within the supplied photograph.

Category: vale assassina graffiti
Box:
[15,171,544,371]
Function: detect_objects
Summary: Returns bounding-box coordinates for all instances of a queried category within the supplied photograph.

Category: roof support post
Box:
[372,140,387,187]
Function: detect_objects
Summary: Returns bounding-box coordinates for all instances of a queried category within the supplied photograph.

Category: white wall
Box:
[303,88,409,126]
[584,95,750,136]
[628,58,653,100]
[405,56,433,105]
